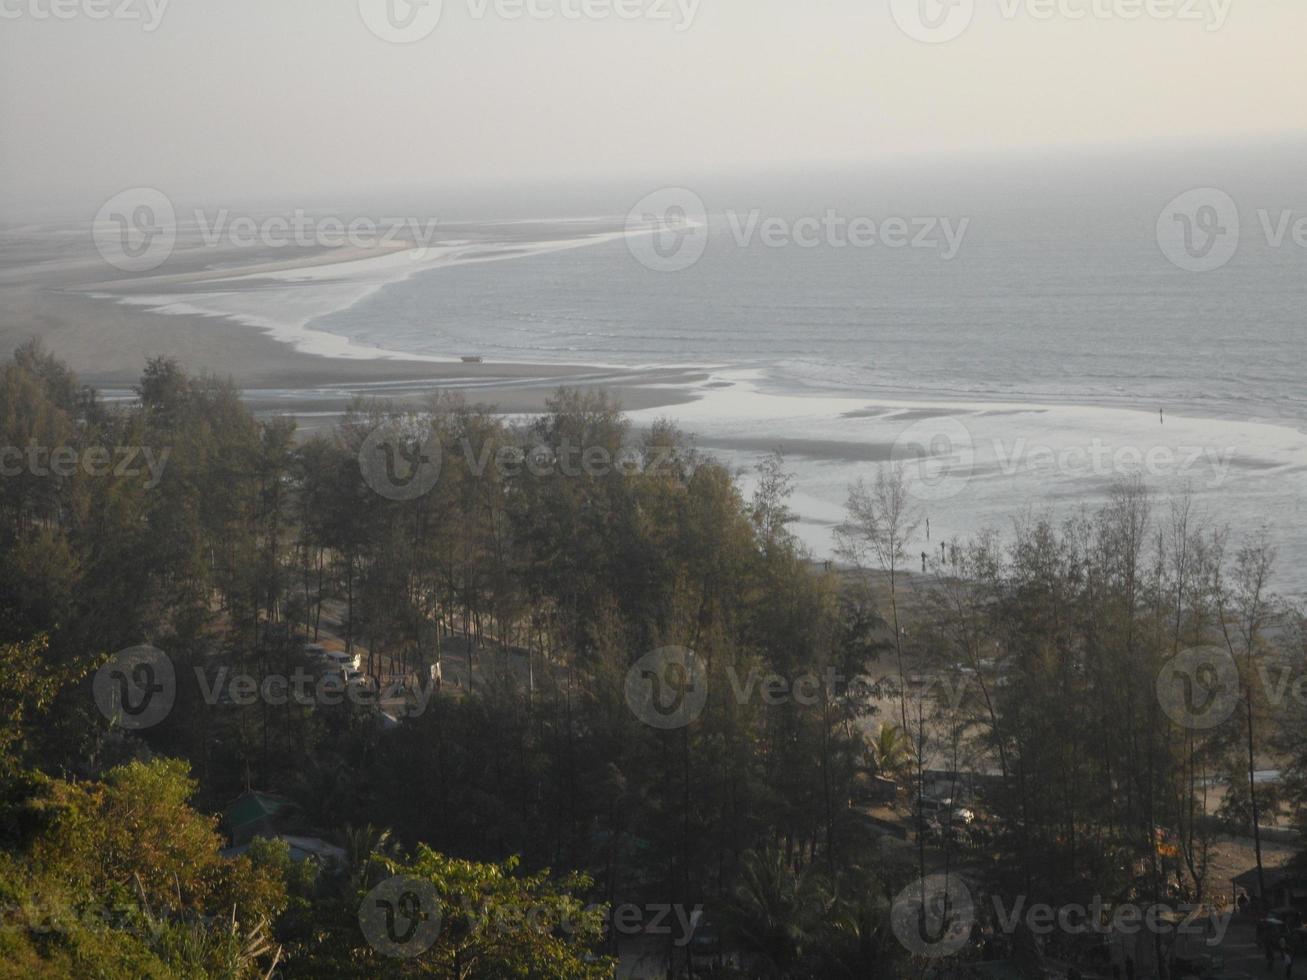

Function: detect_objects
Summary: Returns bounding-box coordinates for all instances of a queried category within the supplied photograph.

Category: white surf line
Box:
[89,229,634,364]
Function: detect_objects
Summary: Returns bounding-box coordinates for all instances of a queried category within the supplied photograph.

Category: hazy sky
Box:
[2,0,1305,215]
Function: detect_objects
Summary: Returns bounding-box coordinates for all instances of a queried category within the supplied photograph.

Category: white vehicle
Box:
[323,650,361,671]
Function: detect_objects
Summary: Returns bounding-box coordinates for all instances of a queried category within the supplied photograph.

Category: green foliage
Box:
[3,347,1304,976]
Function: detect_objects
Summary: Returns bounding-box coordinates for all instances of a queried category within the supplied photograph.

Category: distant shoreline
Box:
[0,231,709,417]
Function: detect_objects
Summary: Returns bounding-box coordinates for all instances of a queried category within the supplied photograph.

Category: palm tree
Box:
[341,823,399,894]
[869,724,910,785]
[725,848,835,976]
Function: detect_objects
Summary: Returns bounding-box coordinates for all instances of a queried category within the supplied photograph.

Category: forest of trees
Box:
[0,340,1304,978]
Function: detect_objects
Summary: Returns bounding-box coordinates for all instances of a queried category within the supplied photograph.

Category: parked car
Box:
[323,650,361,672]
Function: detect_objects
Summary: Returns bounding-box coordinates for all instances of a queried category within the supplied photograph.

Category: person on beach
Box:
[922,552,928,573]
[926,518,930,541]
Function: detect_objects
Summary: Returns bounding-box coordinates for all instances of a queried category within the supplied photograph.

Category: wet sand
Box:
[0,236,707,415]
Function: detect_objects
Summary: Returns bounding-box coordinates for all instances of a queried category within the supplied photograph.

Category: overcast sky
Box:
[2,0,1305,216]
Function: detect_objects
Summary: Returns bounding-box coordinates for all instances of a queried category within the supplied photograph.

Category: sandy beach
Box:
[0,229,707,416]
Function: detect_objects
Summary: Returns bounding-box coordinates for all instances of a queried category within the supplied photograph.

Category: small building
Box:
[1232,867,1307,912]
[221,834,346,869]
[223,790,300,846]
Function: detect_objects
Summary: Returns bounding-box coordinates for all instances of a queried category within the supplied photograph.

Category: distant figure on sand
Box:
[1160,408,1164,424]
[921,552,928,573]
[926,518,930,541]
